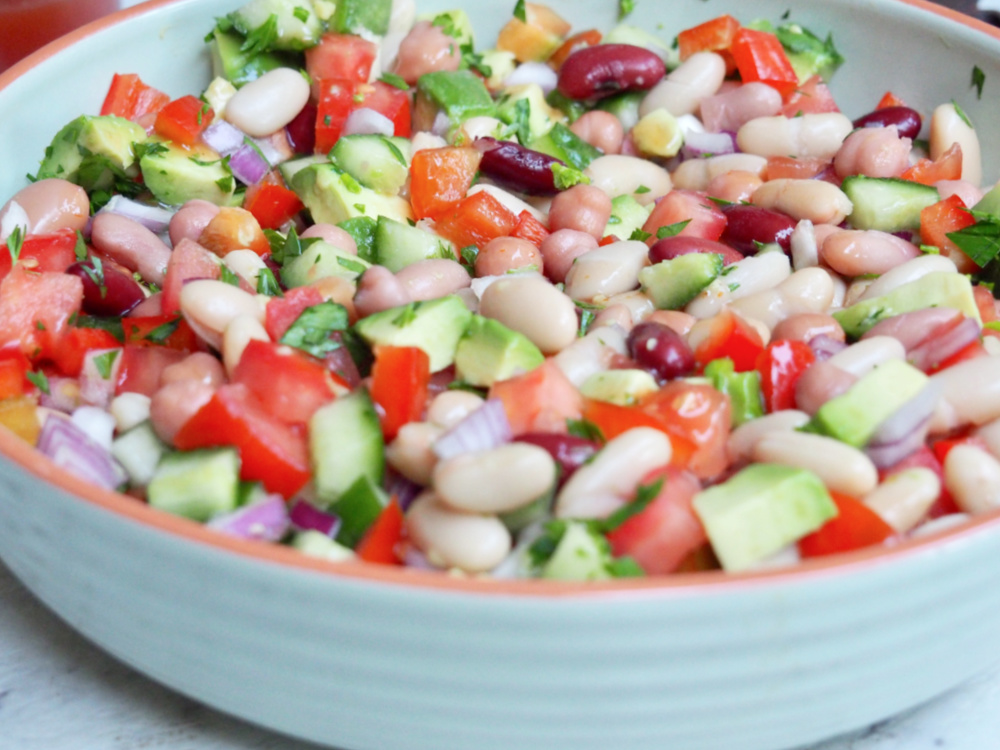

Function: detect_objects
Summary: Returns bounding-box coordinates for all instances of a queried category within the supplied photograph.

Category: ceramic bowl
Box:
[3,1,1000,749]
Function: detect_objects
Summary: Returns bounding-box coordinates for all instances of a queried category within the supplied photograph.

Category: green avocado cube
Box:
[454,315,544,387]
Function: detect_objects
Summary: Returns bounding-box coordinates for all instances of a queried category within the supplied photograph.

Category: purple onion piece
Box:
[36,414,127,491]
[343,107,394,137]
[207,495,291,542]
[504,61,558,94]
[907,318,981,373]
[99,195,175,235]
[680,130,736,161]
[808,334,848,362]
[228,144,270,185]
[201,120,246,155]
[289,498,341,537]
[385,472,422,512]
[474,137,564,196]
[433,399,513,460]
[865,383,941,469]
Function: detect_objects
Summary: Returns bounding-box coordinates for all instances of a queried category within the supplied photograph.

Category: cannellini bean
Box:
[179,280,266,350]
[457,116,507,144]
[929,356,1000,434]
[434,443,556,514]
[751,178,853,226]
[585,155,672,206]
[564,240,648,302]
[0,178,89,237]
[863,468,941,533]
[974,417,1000,461]
[604,289,655,326]
[553,325,628,387]
[826,336,906,377]
[771,313,844,344]
[406,492,512,573]
[109,392,152,433]
[160,351,226,388]
[856,255,958,301]
[592,304,633,331]
[671,153,768,191]
[569,110,625,155]
[790,219,820,270]
[221,315,269,377]
[149,380,216,445]
[728,267,835,331]
[833,126,911,179]
[944,445,1000,515]
[794,361,857,416]
[540,229,598,283]
[911,513,972,538]
[91,212,172,286]
[389,0,416,34]
[395,259,470,301]
[479,275,578,354]
[555,428,672,518]
[706,170,764,204]
[820,230,921,277]
[354,266,411,317]
[223,249,268,287]
[169,199,221,247]
[644,309,696,336]
[753,431,879,497]
[410,131,448,152]
[427,391,485,429]
[224,68,311,137]
[386,422,443,486]
[639,52,726,117]
[737,113,854,160]
[685,251,791,319]
[930,102,982,186]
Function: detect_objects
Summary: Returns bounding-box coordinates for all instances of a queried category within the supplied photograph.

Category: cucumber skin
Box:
[842,176,940,232]
[309,390,385,506]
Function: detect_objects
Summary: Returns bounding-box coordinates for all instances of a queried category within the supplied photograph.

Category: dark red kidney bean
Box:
[720,203,796,255]
[516,432,599,485]
[627,321,696,382]
[285,102,318,154]
[852,106,922,141]
[66,259,145,317]
[558,44,666,101]
[474,137,562,196]
[649,236,744,266]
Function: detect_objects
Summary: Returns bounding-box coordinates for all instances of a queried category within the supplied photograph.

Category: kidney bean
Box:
[648,235,744,266]
[285,102,317,155]
[569,110,624,154]
[627,321,695,382]
[558,44,666,101]
[66,259,146,317]
[475,137,562,196]
[852,106,923,140]
[517,432,600,486]
[549,184,612,238]
[719,203,796,255]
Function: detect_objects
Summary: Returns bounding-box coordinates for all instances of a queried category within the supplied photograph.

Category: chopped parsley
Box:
[379,72,410,90]
[220,265,241,287]
[629,228,652,242]
[551,163,590,190]
[82,256,108,299]
[953,100,973,129]
[566,418,605,443]
[508,97,532,145]
[460,244,479,269]
[5,225,24,266]
[618,0,636,21]
[240,13,280,56]
[256,267,284,297]
[142,318,180,344]
[392,302,418,328]
[656,220,692,239]
[973,65,986,100]
[279,302,349,358]
[634,185,651,194]
[513,0,527,23]
[26,371,49,395]
[337,255,368,275]
[594,478,664,534]
[293,6,310,23]
[950,212,1000,267]
[93,350,120,380]
[381,136,408,166]
[340,172,363,194]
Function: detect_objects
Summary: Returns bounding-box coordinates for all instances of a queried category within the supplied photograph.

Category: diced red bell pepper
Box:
[265,286,325,341]
[509,209,551,247]
[581,398,668,443]
[677,15,740,75]
[876,91,908,110]
[409,147,483,221]
[355,498,404,565]
[0,229,80,284]
[901,142,963,186]
[692,309,765,373]
[306,33,378,86]
[154,95,214,147]
[121,314,199,351]
[315,78,358,154]
[42,325,122,377]
[243,173,305,230]
[799,491,895,558]
[756,339,816,413]
[369,345,431,441]
[548,29,603,71]
[730,27,799,98]
[100,73,170,122]
[433,191,518,250]
[174,383,311,499]
[0,348,33,400]
[920,193,978,270]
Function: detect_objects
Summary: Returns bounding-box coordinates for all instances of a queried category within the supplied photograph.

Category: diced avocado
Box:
[541,521,612,582]
[140,142,237,206]
[209,28,298,87]
[111,421,169,487]
[229,0,323,51]
[353,296,474,372]
[546,89,587,123]
[338,215,378,263]
[418,9,475,47]
[374,216,456,272]
[292,530,356,561]
[842,175,939,233]
[309,389,385,505]
[202,76,238,116]
[692,463,837,571]
[496,84,563,143]
[580,369,659,406]
[771,22,845,84]
[454,315,544,386]
[281,238,371,287]
[416,70,496,128]
[602,25,672,61]
[147,448,241,522]
[596,91,644,132]
[807,360,929,448]
[639,253,724,310]
[529,122,602,170]
[328,475,389,548]
[331,134,411,196]
[704,358,764,427]
[974,183,1000,216]
[603,195,652,239]
[291,162,413,225]
[331,0,392,35]
[632,108,684,158]
[278,154,327,185]
[37,115,147,190]
[482,49,518,90]
[833,271,981,338]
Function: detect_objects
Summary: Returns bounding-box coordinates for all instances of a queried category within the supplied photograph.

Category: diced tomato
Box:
[355,81,412,138]
[433,191,519,250]
[198,206,270,257]
[641,189,727,244]
[409,147,483,221]
[369,345,430,441]
[315,78,357,154]
[100,73,170,122]
[355,498,404,565]
[161,238,222,316]
[581,399,668,443]
[42,325,121,377]
[920,193,978,271]
[115,345,187,397]
[606,467,706,575]
[780,75,840,117]
[265,286,325,341]
[122,314,199,351]
[639,382,731,479]
[730,27,799,98]
[901,142,963,186]
[876,91,908,109]
[0,348,32,400]
[232,339,339,426]
[677,15,740,75]
[306,33,378,86]
[765,155,830,180]
[756,339,816,413]
[174,383,311,499]
[243,173,305,230]
[488,359,583,436]
[0,265,83,359]
[799,491,895,558]
[509,209,550,247]
[548,29,602,70]
[0,229,80,284]
[692,309,765,373]
[154,95,214,146]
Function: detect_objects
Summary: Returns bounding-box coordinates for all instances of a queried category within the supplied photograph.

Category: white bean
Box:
[405,492,512,573]
[751,178,853,226]
[223,249,267,287]
[179,280,266,351]
[585,155,672,206]
[434,443,556,514]
[639,52,726,118]
[671,153,768,191]
[385,422,443,486]
[224,68,311,138]
[790,220,820,270]
[944,445,1000,515]
[426,391,485,430]
[479,275,578,354]
[930,102,982,186]
[753,431,879,497]
[563,240,648,302]
[221,314,269,378]
[553,324,628,387]
[737,113,853,160]
[728,267,835,331]
[727,410,810,465]
[929,356,1000,434]
[395,259,470,301]
[863,468,941,533]
[910,513,972,538]
[973,417,1000,461]
[857,255,958,301]
[685,251,791,319]
[109,392,152,433]
[555,428,672,518]
[603,290,655,326]
[826,336,906,378]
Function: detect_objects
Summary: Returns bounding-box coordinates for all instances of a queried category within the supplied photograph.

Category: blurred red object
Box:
[0,0,119,73]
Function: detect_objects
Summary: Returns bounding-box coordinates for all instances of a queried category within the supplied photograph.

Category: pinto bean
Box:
[479,275,578,354]
[820,229,921,277]
[699,82,783,133]
[0,178,89,237]
[833,126,911,179]
[90,212,172,286]
[475,237,543,277]
[558,44,666,101]
[771,313,845,344]
[671,153,767,192]
[168,199,221,247]
[392,20,463,84]
[548,184,612,238]
[395,259,470,301]
[794,361,857,415]
[751,178,853,226]
[569,110,624,154]
[300,224,358,255]
[160,352,226,388]
[354,266,411,318]
[638,52,726,117]
[540,228,598,283]
[706,170,763,204]
[737,113,854,160]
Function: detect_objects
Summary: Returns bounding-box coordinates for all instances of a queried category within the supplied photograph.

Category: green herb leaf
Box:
[93,350,120,380]
[595,477,665,534]
[134,141,168,160]
[578,308,596,337]
[336,255,368,274]
[279,301,349,358]
[513,0,527,23]
[5,225,24,266]
[293,5,310,22]
[460,244,479,269]
[527,520,568,568]
[220,265,241,287]
[256,267,284,297]
[953,100,973,129]
[972,65,986,100]
[75,314,125,342]
[142,318,180,344]
[618,0,636,21]
[606,556,645,578]
[73,231,88,261]
[26,370,49,395]
[656,220,692,239]
[461,42,493,78]
[629,228,652,242]
[634,185,651,194]
[551,163,590,190]
[950,217,1000,267]
[379,72,410,90]
[380,136,408,166]
[392,302,418,328]
[431,12,458,38]
[566,418,605,443]
[509,97,532,145]
[82,256,108,299]
[241,13,280,56]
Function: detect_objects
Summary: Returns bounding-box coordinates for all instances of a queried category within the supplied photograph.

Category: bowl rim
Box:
[2,0,1000,599]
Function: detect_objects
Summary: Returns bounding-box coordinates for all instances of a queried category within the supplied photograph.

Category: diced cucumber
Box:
[277,154,327,185]
[580,369,659,406]
[603,194,652,240]
[638,253,724,309]
[704,358,764,427]
[281,238,371,287]
[309,390,385,505]
[292,530,356,561]
[328,475,389,548]
[331,134,411,196]
[147,448,241,522]
[291,162,413,225]
[229,0,323,51]
[541,522,612,582]
[338,216,378,263]
[842,175,940,232]
[331,0,392,35]
[374,215,456,272]
[111,421,169,487]
[529,122,602,170]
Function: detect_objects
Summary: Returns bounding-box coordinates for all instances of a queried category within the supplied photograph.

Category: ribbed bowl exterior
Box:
[3,1,1000,749]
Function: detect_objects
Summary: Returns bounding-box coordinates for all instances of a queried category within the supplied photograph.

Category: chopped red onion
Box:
[78,347,122,410]
[100,195,175,235]
[252,131,294,166]
[504,62,558,93]
[431,109,452,137]
[289,498,341,537]
[39,376,82,413]
[433,399,513,460]
[343,107,395,137]
[70,406,117,450]
[385,471,422,511]
[37,414,127,491]
[808,333,848,362]
[201,119,246,155]
[228,143,271,186]
[680,130,736,160]
[208,494,291,542]
[865,383,941,468]
[907,317,981,373]
[0,200,29,243]
[401,543,441,570]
